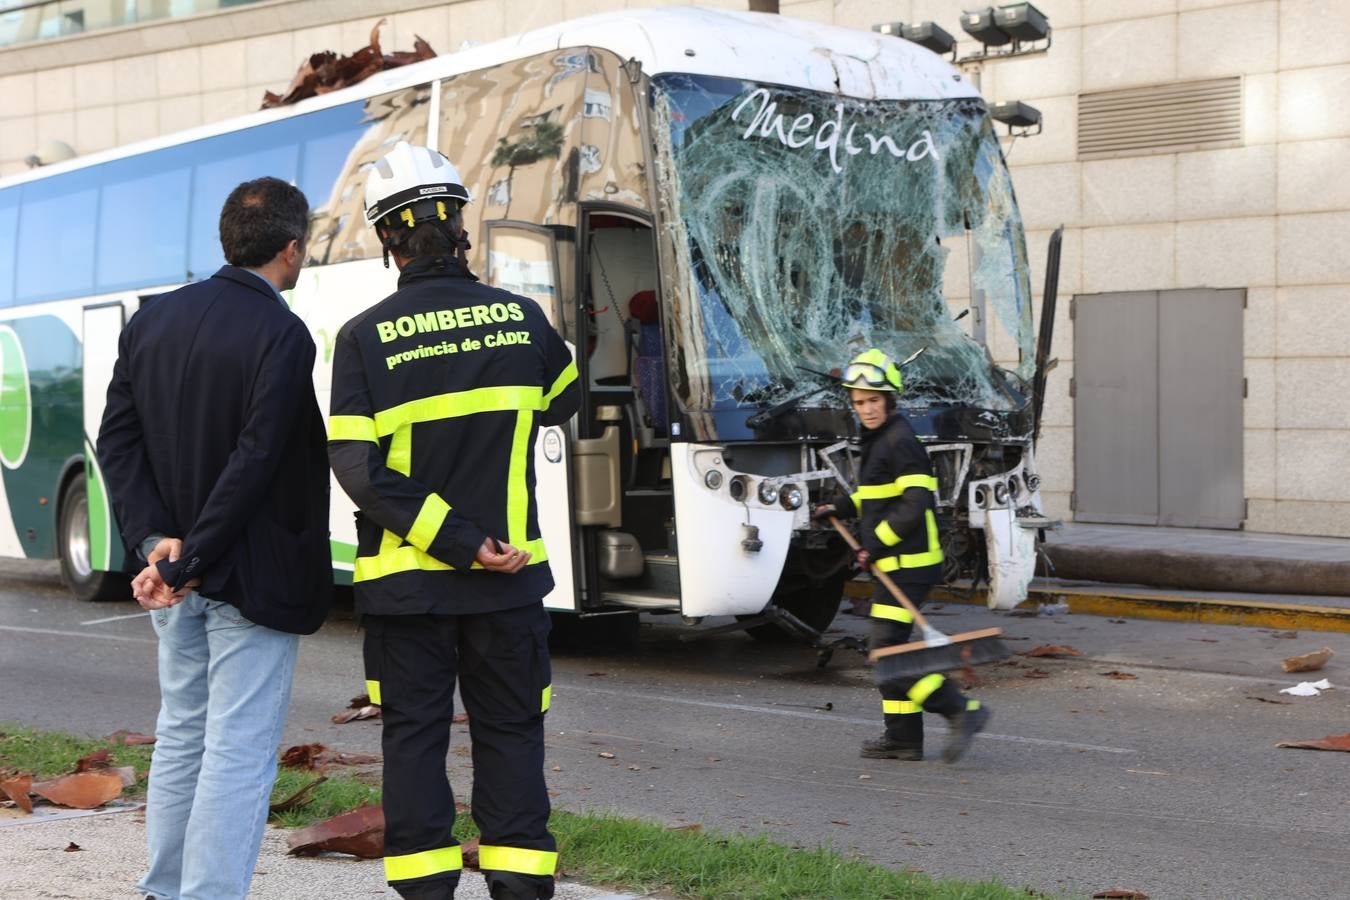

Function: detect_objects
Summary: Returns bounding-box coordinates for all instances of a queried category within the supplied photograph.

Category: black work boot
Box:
[486,871,555,899]
[859,734,923,760]
[942,703,991,763]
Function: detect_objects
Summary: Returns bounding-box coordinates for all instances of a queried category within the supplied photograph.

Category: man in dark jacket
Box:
[814,348,989,764]
[97,177,331,900]
[328,143,578,900]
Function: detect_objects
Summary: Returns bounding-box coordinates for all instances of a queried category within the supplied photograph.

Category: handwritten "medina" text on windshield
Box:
[730,88,939,174]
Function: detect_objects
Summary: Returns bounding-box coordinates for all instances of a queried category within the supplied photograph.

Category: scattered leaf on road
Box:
[586,672,608,677]
[452,713,469,724]
[1282,647,1333,674]
[64,842,82,852]
[1101,671,1137,680]
[1,773,33,813]
[1093,891,1148,899]
[107,730,156,746]
[550,766,562,772]
[31,771,123,809]
[598,752,615,759]
[461,837,481,870]
[281,744,327,770]
[668,823,701,832]
[830,820,851,826]
[332,705,381,725]
[1269,631,1298,640]
[287,805,385,858]
[1247,695,1291,704]
[1275,733,1350,752]
[1024,669,1051,678]
[1024,644,1082,658]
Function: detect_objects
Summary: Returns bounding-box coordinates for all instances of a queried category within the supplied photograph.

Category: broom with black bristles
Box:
[830,517,1010,688]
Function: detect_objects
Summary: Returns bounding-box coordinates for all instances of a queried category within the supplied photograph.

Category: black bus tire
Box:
[58,477,131,603]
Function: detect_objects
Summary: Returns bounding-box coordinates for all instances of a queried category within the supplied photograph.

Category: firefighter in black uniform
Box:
[814,349,990,763]
[328,142,580,900]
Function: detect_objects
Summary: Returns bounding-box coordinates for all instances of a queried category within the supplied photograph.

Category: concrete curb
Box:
[844,580,1350,633]
[1040,544,1350,597]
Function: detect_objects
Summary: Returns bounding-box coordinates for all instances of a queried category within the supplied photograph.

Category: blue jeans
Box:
[136,540,299,900]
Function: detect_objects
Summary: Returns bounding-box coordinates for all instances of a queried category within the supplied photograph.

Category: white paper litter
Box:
[1279,679,1333,697]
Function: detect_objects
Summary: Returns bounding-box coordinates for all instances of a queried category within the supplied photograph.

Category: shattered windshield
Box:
[650,74,1033,414]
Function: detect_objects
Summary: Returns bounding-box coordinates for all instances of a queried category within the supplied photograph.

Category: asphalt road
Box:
[4,560,1349,899]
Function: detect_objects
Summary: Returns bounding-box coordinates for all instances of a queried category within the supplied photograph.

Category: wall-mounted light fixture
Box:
[873,20,957,58]
[959,3,1051,61]
[989,100,1043,136]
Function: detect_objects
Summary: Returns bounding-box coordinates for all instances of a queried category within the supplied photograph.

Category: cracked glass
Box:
[650,74,1032,415]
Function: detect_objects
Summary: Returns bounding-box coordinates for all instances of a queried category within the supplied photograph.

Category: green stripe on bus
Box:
[331,540,357,565]
[84,441,111,571]
[0,326,32,469]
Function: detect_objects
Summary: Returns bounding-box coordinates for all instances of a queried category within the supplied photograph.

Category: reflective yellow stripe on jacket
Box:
[346,385,549,584]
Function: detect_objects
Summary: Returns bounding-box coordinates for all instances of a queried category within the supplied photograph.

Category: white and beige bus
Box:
[0,7,1057,638]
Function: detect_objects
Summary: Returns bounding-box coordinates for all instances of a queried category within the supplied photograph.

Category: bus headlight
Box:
[704,469,724,490]
[779,483,803,510]
[758,481,780,505]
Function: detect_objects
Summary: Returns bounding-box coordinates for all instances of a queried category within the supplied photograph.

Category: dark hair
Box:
[219,177,309,268]
[379,208,466,262]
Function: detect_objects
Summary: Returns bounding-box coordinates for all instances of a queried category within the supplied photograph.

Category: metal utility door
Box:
[1073,289,1244,528]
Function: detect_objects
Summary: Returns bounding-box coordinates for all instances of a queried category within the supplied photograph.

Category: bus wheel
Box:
[58,478,130,603]
[742,554,847,643]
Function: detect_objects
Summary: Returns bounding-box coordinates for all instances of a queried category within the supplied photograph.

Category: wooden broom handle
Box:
[828,516,934,631]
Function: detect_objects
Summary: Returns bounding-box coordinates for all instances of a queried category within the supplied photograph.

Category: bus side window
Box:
[186,132,300,280]
[304,86,431,267]
[97,149,192,293]
[0,188,16,308]
[15,165,100,305]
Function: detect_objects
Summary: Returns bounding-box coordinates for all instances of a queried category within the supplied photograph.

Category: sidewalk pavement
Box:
[1041,522,1350,597]
[1,806,638,900]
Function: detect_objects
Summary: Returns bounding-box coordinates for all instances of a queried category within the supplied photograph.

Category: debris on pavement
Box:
[1279,678,1333,697]
[1269,631,1299,640]
[105,731,155,746]
[1275,733,1350,752]
[261,20,436,109]
[332,694,381,724]
[598,752,615,760]
[1281,647,1333,673]
[1093,890,1148,899]
[1023,644,1082,658]
[287,805,385,858]
[1100,671,1137,680]
[269,776,327,814]
[1246,695,1291,705]
[31,771,124,810]
[63,841,81,852]
[1,774,33,813]
[1024,668,1052,678]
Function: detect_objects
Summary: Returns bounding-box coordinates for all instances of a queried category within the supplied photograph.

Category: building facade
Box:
[2,0,1346,537]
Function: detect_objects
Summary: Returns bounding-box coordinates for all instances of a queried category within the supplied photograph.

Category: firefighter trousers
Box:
[869,583,970,752]
[363,604,557,900]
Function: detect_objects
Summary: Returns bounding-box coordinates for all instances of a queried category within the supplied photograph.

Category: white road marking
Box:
[570,685,1137,754]
[80,611,150,625]
[0,624,154,644]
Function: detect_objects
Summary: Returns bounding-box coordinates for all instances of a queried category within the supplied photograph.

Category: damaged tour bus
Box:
[3,7,1058,635]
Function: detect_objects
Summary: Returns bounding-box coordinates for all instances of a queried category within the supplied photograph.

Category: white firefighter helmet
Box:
[363,141,472,229]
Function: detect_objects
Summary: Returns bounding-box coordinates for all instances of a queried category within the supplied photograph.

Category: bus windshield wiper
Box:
[746,369,838,429]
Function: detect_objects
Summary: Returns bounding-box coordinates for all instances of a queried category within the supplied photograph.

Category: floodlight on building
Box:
[903,21,957,56]
[960,7,1012,47]
[23,139,76,169]
[873,21,957,57]
[989,99,1042,136]
[995,3,1050,42]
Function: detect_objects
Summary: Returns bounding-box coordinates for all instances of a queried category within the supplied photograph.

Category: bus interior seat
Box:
[628,290,668,437]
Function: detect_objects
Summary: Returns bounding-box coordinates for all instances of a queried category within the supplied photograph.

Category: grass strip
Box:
[0,722,378,828]
[3,724,1030,898]
[451,809,1027,899]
